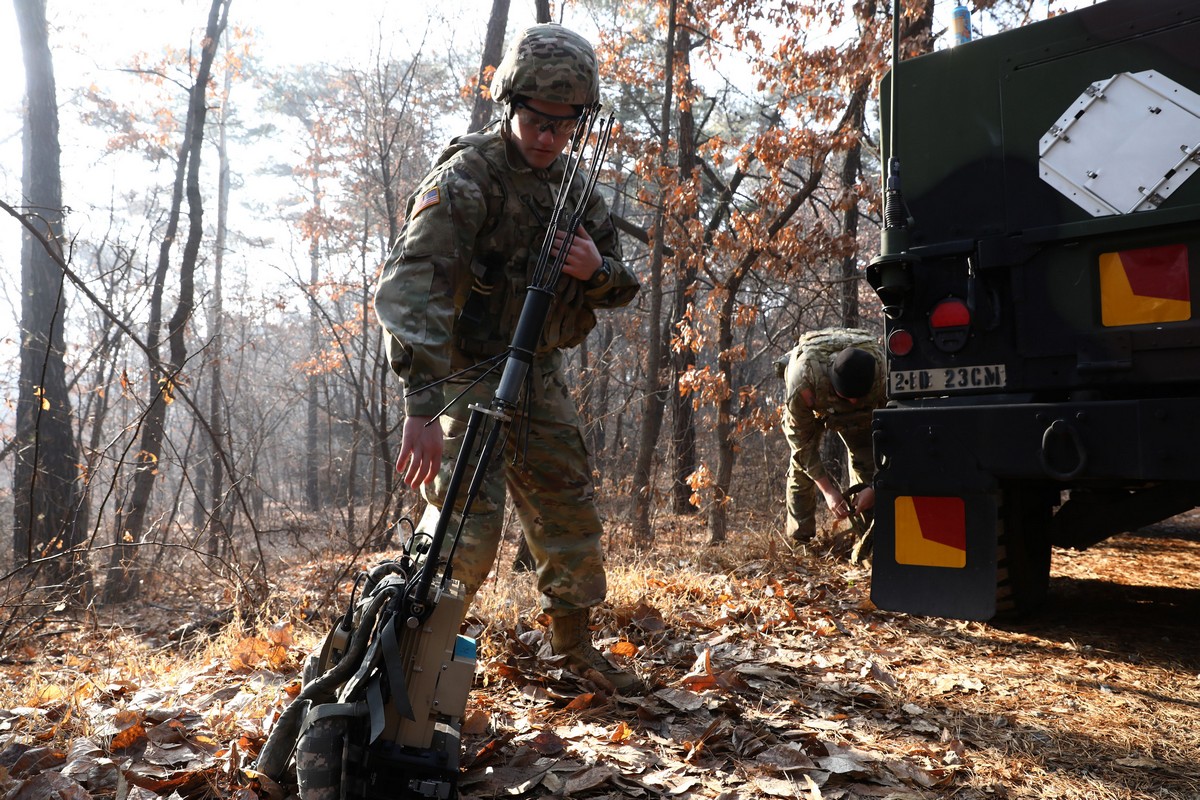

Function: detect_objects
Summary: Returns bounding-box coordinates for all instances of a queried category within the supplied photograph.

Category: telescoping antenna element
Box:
[406,107,616,621]
[866,2,916,320]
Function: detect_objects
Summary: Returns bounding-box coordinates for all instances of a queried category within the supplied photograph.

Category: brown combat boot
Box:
[788,516,816,543]
[550,610,647,696]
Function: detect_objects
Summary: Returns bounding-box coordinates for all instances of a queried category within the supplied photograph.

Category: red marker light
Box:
[929,297,970,352]
[888,329,914,356]
[930,297,971,329]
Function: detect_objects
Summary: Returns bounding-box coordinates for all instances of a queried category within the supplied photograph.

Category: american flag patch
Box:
[412,186,440,217]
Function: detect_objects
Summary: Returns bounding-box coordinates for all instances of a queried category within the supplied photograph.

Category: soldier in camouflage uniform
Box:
[374,24,644,694]
[779,328,885,542]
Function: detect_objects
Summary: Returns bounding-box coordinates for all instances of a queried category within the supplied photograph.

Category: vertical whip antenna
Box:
[866,0,916,319]
[884,0,904,230]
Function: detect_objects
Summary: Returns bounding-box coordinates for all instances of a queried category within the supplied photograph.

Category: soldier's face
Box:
[511,98,578,169]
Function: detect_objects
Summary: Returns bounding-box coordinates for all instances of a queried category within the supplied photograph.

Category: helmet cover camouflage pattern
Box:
[490,24,600,108]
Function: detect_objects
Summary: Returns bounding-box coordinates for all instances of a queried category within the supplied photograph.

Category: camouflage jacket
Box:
[782,328,885,481]
[375,129,639,417]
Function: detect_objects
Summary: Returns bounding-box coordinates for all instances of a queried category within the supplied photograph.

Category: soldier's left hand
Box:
[853,486,875,515]
[552,225,603,282]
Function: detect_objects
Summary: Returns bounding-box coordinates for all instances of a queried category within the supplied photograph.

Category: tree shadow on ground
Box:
[988,575,1200,672]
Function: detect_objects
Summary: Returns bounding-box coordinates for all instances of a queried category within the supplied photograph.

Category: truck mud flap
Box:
[871,488,1000,620]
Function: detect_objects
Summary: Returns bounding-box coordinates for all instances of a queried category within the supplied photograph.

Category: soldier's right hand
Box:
[816,477,850,520]
[397,415,442,488]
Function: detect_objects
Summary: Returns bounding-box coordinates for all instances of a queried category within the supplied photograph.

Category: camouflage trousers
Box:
[783,414,875,540]
[415,349,606,615]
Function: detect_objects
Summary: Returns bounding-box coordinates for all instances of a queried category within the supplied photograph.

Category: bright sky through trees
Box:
[0,0,1093,342]
[0,0,552,269]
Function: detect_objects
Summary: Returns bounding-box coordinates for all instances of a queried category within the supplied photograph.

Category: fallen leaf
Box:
[756,743,817,772]
[523,731,565,756]
[267,621,294,646]
[631,602,667,632]
[611,641,639,657]
[932,675,984,694]
[564,764,618,794]
[816,753,872,776]
[801,718,843,731]
[109,722,146,752]
[10,748,66,779]
[755,776,803,797]
[461,708,490,736]
[7,771,91,800]
[655,687,705,711]
[610,721,635,742]
[564,692,602,711]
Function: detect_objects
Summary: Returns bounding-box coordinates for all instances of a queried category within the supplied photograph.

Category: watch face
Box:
[588,260,609,286]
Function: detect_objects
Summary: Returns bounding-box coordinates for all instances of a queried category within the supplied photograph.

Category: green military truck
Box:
[866,0,1200,620]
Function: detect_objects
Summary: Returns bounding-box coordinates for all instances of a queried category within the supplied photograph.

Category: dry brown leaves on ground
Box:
[0,514,1198,800]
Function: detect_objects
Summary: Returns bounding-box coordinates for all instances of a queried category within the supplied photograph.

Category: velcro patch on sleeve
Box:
[412,186,441,218]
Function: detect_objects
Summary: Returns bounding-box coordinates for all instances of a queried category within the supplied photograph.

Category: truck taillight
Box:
[929,297,970,352]
[888,329,914,356]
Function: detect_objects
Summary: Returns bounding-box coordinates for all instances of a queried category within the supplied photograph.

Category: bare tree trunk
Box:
[534,0,550,23]
[193,427,208,532]
[80,317,120,541]
[469,0,510,133]
[706,283,740,545]
[669,22,699,516]
[12,0,87,597]
[104,0,230,603]
[839,83,868,328]
[305,173,322,511]
[668,353,698,513]
[346,222,374,543]
[376,89,405,536]
[577,337,593,450]
[593,323,614,461]
[630,0,678,547]
[207,57,232,557]
[377,341,396,523]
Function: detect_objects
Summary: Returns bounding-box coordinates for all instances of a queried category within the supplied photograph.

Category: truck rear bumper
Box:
[873,396,1200,486]
[869,396,1200,621]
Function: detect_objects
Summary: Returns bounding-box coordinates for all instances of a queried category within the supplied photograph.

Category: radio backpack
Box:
[256,524,475,800]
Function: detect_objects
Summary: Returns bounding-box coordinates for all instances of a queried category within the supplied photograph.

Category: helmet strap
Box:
[496,102,514,137]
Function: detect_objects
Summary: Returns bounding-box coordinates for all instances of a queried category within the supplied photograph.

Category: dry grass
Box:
[461,508,1200,799]
[0,506,1197,799]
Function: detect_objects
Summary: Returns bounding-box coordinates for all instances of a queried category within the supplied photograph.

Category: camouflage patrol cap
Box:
[830,347,877,399]
[490,24,600,108]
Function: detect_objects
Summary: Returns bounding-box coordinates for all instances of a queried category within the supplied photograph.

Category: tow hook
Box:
[1040,418,1088,480]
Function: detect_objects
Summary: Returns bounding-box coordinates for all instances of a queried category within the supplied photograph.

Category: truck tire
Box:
[994,486,1053,620]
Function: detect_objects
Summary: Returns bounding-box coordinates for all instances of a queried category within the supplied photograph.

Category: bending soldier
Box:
[779,328,885,542]
[374,24,644,693]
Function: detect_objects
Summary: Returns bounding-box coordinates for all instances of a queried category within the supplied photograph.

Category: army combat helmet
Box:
[830,347,877,399]
[490,23,600,110]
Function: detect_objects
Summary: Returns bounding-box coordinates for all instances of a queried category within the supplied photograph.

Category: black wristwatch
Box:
[586,258,612,288]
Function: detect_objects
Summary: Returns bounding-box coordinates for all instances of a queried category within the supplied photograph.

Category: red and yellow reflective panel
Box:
[1099,244,1191,327]
[895,496,967,568]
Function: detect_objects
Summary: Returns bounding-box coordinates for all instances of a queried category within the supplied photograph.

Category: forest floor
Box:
[1,507,1198,800]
